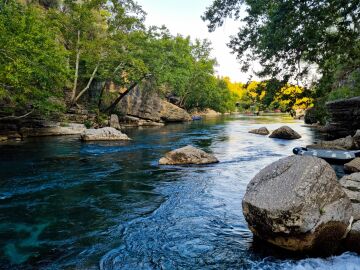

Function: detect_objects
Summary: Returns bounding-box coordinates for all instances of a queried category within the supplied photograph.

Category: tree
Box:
[0,0,68,117]
[203,0,360,84]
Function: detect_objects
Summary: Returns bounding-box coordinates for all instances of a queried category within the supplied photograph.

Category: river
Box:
[0,114,359,269]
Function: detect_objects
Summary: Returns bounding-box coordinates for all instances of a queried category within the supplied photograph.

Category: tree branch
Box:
[73,62,99,103]
[0,108,34,121]
[71,30,81,102]
[103,73,151,114]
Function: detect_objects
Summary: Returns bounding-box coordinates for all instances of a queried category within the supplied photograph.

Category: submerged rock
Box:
[242,155,352,253]
[340,173,360,221]
[80,127,130,141]
[307,135,355,151]
[159,145,218,165]
[344,158,360,173]
[269,126,301,140]
[248,127,269,136]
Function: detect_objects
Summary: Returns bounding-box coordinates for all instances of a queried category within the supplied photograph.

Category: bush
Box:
[327,86,355,101]
[84,120,92,129]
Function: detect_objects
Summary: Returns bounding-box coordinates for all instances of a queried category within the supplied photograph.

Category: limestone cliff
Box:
[118,82,191,123]
[323,96,360,138]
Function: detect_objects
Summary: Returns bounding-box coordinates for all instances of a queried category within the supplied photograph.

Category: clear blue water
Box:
[0,114,359,270]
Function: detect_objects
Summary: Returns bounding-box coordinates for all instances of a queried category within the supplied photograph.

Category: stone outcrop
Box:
[118,82,191,123]
[269,126,301,140]
[307,135,355,150]
[344,158,360,173]
[80,127,130,141]
[160,101,192,122]
[243,155,352,253]
[248,127,269,135]
[20,123,86,137]
[159,145,219,165]
[323,97,360,139]
[109,114,121,130]
[340,173,360,221]
[119,115,164,127]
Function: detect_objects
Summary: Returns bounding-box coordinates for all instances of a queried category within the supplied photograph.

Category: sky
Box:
[136,0,256,83]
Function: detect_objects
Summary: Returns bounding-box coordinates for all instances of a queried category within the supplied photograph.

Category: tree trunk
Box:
[97,80,108,109]
[71,30,81,103]
[73,63,99,103]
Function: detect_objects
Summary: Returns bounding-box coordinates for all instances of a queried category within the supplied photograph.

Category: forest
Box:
[0,0,313,122]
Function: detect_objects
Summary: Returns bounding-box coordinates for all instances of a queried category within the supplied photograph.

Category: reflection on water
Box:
[0,114,358,269]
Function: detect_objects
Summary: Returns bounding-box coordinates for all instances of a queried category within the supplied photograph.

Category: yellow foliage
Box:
[221,77,313,111]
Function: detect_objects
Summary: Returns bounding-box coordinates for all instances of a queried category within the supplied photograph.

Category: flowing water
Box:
[0,114,359,270]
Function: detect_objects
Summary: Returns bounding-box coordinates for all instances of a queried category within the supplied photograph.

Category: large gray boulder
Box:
[242,155,352,253]
[159,145,218,165]
[248,127,269,136]
[269,126,301,140]
[340,173,360,221]
[80,127,130,141]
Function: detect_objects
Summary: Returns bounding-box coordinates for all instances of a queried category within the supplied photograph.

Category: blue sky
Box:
[136,0,255,82]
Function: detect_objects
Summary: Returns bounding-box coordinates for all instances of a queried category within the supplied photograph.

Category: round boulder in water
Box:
[159,145,218,165]
[248,127,269,136]
[269,126,301,140]
[242,155,352,253]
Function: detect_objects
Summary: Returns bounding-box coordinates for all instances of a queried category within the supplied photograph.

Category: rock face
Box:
[269,126,301,140]
[307,135,355,150]
[159,145,219,165]
[160,101,192,122]
[80,127,130,141]
[304,107,318,125]
[324,97,360,139]
[248,127,269,135]
[340,173,360,221]
[118,82,191,123]
[344,158,360,173]
[242,155,352,253]
[109,114,121,130]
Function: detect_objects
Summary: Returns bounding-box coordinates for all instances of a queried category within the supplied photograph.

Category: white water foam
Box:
[251,253,360,270]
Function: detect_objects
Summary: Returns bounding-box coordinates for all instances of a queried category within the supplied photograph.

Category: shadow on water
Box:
[0,114,358,269]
